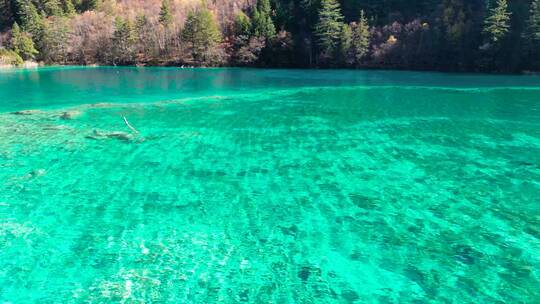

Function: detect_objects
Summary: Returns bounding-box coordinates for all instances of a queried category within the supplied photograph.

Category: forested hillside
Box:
[1,0,540,72]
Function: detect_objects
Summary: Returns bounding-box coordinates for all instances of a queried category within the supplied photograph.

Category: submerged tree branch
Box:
[123,116,139,134]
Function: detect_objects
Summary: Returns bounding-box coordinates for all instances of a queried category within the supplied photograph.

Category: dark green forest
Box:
[1,0,540,72]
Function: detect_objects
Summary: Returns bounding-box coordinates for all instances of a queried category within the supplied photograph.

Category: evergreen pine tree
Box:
[11,22,38,60]
[338,23,351,65]
[135,13,148,39]
[112,17,137,64]
[314,0,343,59]
[182,7,222,64]
[40,16,70,62]
[351,10,370,64]
[483,0,511,43]
[252,0,275,39]
[159,0,172,27]
[80,0,99,11]
[15,0,42,34]
[234,11,251,37]
[44,0,64,16]
[523,0,540,68]
[440,0,470,47]
[61,0,76,16]
[0,0,16,31]
[134,14,151,57]
[527,0,540,43]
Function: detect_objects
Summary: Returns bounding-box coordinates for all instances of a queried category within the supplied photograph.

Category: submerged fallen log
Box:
[60,110,82,120]
[85,130,132,141]
[84,116,142,142]
[11,110,43,115]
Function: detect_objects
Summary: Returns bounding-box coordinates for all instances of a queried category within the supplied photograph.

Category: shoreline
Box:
[2,62,539,76]
[0,61,41,69]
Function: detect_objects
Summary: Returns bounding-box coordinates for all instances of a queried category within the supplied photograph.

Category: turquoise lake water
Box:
[0,67,539,303]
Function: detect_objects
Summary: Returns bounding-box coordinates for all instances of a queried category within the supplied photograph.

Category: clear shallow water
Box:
[0,67,539,303]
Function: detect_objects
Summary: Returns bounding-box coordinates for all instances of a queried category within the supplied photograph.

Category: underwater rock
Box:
[32,169,46,176]
[298,267,311,281]
[297,265,322,283]
[43,125,70,131]
[60,110,82,120]
[453,244,482,265]
[88,103,114,108]
[341,290,360,303]
[349,194,377,210]
[22,169,46,179]
[279,224,299,237]
[11,110,43,115]
[86,130,132,141]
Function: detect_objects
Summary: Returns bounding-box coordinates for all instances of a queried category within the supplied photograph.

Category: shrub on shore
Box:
[0,48,23,66]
